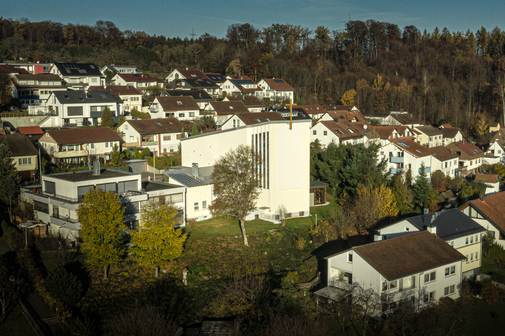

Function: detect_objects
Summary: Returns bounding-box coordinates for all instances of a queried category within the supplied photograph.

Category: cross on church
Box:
[285,99,297,130]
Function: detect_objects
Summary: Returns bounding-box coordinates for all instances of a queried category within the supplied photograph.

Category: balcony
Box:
[53,150,88,158]
[19,95,40,100]
[142,141,159,146]
[389,156,404,163]
[329,276,354,291]
[390,168,404,174]
[419,167,431,174]
[50,214,79,227]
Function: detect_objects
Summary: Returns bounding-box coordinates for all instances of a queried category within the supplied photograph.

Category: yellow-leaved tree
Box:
[340,89,357,106]
[130,200,187,277]
[77,189,126,280]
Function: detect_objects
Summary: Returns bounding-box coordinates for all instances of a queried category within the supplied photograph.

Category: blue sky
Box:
[2,0,504,39]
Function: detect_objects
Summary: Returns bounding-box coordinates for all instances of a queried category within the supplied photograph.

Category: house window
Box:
[194,202,199,211]
[177,134,181,140]
[475,234,479,242]
[445,266,455,276]
[177,101,182,105]
[179,113,185,118]
[444,285,455,296]
[324,131,327,136]
[471,253,474,261]
[90,143,95,149]
[466,237,469,245]
[466,254,469,263]
[18,158,32,165]
[299,211,304,216]
[163,135,171,141]
[424,271,436,283]
[389,280,397,290]
[202,201,207,209]
[470,236,474,244]
[423,291,435,303]
[348,253,353,263]
[189,112,195,117]
[105,142,110,148]
[313,130,317,135]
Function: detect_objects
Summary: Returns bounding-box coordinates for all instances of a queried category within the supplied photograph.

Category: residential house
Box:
[142,181,186,227]
[40,90,123,127]
[276,109,312,123]
[310,120,375,147]
[386,112,424,128]
[488,127,505,143]
[113,73,164,92]
[117,118,184,155]
[490,122,501,133]
[50,63,105,90]
[4,62,52,74]
[11,74,67,108]
[318,108,366,124]
[256,78,294,102]
[289,104,325,120]
[169,78,220,96]
[224,95,263,112]
[474,174,500,194]
[483,141,505,165]
[150,96,200,121]
[88,85,142,113]
[371,126,414,146]
[220,78,261,97]
[0,64,30,77]
[460,192,505,249]
[16,126,44,143]
[100,64,141,75]
[38,127,121,166]
[413,126,444,148]
[205,101,250,127]
[446,141,484,176]
[363,112,391,125]
[168,114,312,223]
[430,146,459,178]
[204,73,227,86]
[374,209,486,280]
[220,112,285,131]
[161,89,214,109]
[439,126,464,145]
[0,134,38,181]
[20,164,146,240]
[378,139,434,180]
[165,69,208,83]
[317,231,465,314]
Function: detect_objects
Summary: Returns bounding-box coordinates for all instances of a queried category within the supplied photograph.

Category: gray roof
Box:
[50,169,137,182]
[310,180,329,189]
[53,90,119,104]
[164,166,214,187]
[142,181,183,192]
[277,108,312,120]
[404,208,486,240]
[162,89,214,101]
[54,63,103,77]
[415,125,443,136]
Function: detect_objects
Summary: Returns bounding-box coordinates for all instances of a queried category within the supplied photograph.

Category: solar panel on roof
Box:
[415,149,421,153]
[274,79,284,83]
[132,74,139,77]
[90,65,95,69]
[398,142,409,147]
[339,116,345,119]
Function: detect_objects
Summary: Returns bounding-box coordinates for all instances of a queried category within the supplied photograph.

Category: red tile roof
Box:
[468,192,505,232]
[17,126,44,135]
[447,140,483,157]
[320,120,376,140]
[430,146,459,161]
[234,112,285,125]
[260,78,294,91]
[177,69,209,80]
[372,126,411,139]
[441,124,454,128]
[326,110,366,123]
[474,174,499,184]
[155,96,200,111]
[390,138,435,158]
[41,127,121,145]
[227,75,253,81]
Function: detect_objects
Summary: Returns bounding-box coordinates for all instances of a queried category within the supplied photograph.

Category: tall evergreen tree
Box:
[0,138,21,222]
[412,164,437,211]
[101,107,115,128]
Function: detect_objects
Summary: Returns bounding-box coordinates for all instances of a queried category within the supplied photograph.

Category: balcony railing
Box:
[53,150,88,158]
[142,141,159,146]
[390,168,403,174]
[389,156,404,163]
[419,167,431,174]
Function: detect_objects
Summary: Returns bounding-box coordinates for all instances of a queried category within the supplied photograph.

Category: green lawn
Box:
[481,257,505,283]
[0,305,38,336]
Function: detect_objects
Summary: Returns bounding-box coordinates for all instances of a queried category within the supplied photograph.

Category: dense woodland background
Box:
[2,18,505,134]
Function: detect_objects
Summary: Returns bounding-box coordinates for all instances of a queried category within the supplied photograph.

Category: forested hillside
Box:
[2,18,505,131]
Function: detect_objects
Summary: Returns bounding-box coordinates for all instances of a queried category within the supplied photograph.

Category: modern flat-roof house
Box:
[150,96,201,121]
[117,118,184,155]
[460,192,505,249]
[168,113,312,223]
[11,74,67,108]
[430,146,459,178]
[88,85,142,113]
[317,231,465,315]
[50,63,105,90]
[21,165,145,240]
[141,180,186,227]
[374,209,486,280]
[38,127,121,166]
[256,78,294,102]
[40,90,123,127]
[446,140,484,176]
[0,134,38,181]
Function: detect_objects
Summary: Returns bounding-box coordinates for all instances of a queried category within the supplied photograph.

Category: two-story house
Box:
[220,78,260,97]
[150,96,201,121]
[50,63,105,90]
[11,74,67,108]
[446,140,484,176]
[38,127,121,166]
[317,231,465,315]
[371,126,414,146]
[161,90,214,109]
[165,69,208,83]
[256,78,294,102]
[310,120,376,147]
[439,125,464,145]
[288,104,325,120]
[224,95,263,113]
[430,146,459,178]
[117,118,184,155]
[483,141,505,165]
[88,85,142,113]
[460,192,505,249]
[0,134,38,181]
[113,73,164,91]
[205,101,250,127]
[413,126,444,148]
[378,138,434,180]
[386,113,424,128]
[41,90,123,127]
[374,209,486,280]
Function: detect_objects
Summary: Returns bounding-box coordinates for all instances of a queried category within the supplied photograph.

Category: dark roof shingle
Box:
[41,127,121,145]
[126,118,183,135]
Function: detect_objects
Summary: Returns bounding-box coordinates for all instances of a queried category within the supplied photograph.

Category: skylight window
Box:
[415,149,422,153]
[229,106,234,109]
[90,65,95,69]
[398,142,409,147]
[78,69,87,74]
[156,122,162,126]
[100,94,107,99]
[177,101,183,105]
[64,95,69,99]
[265,118,270,121]
[255,118,261,122]
[339,116,345,119]
[348,128,354,133]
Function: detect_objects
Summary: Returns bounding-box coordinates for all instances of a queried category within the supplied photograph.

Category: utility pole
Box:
[190,28,196,40]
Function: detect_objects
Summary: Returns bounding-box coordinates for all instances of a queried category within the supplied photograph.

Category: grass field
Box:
[0,305,38,336]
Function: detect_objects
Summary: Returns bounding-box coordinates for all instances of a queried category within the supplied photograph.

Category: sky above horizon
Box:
[2,0,504,39]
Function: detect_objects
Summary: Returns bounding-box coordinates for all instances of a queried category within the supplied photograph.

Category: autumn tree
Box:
[430,170,447,192]
[77,188,126,279]
[101,107,115,128]
[210,145,261,246]
[340,89,356,106]
[130,200,187,277]
[392,174,413,215]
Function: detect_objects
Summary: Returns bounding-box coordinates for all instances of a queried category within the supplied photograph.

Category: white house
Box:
[256,78,294,102]
[38,127,122,166]
[142,181,186,227]
[311,120,376,147]
[50,63,105,90]
[371,126,414,146]
[378,139,434,180]
[11,74,67,108]
[483,141,505,165]
[113,73,164,91]
[150,96,201,121]
[101,64,141,75]
[474,174,500,194]
[374,209,486,280]
[460,192,505,249]
[165,69,208,83]
[413,126,444,148]
[161,89,214,109]
[117,118,185,156]
[317,231,465,315]
[446,141,484,177]
[205,101,250,127]
[430,146,459,178]
[40,90,123,127]
[88,85,142,113]
[220,78,261,97]
[439,126,464,146]
[167,115,312,223]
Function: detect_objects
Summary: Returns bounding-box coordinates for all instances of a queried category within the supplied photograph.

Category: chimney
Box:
[423,208,429,215]
[428,225,437,235]
[104,85,107,89]
[92,158,101,176]
[480,194,484,202]
[192,163,199,178]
